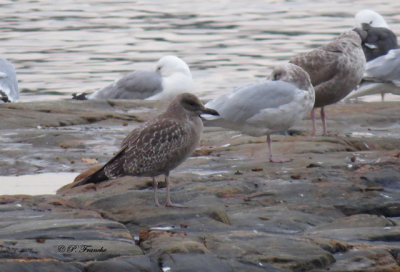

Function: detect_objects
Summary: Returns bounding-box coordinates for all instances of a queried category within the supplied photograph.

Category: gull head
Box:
[179,93,219,117]
[355,9,389,28]
[168,93,219,118]
[155,55,192,78]
[269,63,313,92]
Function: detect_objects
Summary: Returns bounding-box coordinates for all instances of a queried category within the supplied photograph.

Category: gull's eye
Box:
[273,72,281,81]
[186,100,197,107]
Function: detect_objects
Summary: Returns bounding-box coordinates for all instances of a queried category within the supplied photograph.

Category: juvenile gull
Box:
[84,55,194,101]
[204,63,314,163]
[290,30,366,135]
[0,58,19,103]
[72,93,219,207]
[347,48,400,100]
[355,9,398,61]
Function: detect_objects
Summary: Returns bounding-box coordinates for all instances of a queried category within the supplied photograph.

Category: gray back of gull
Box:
[89,70,163,100]
[206,80,296,123]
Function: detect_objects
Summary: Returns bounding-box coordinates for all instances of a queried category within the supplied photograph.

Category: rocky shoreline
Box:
[0,99,400,271]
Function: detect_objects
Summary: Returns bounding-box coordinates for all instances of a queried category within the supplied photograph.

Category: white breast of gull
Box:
[289,29,366,135]
[86,55,194,101]
[72,93,218,207]
[204,63,314,163]
[0,58,19,103]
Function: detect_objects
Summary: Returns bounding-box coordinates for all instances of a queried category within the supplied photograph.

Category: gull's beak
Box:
[201,107,219,116]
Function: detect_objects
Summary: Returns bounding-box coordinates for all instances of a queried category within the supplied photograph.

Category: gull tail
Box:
[72,165,109,188]
[71,147,127,188]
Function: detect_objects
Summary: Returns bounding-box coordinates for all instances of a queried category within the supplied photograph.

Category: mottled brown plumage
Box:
[73,93,218,207]
[290,30,366,135]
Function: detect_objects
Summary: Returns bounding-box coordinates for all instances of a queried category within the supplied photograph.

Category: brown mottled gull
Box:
[203,63,314,163]
[72,93,219,207]
[290,30,366,135]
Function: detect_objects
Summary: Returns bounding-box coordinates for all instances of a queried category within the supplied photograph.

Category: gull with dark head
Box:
[204,63,314,163]
[290,30,366,135]
[0,58,18,103]
[80,55,194,101]
[72,93,218,207]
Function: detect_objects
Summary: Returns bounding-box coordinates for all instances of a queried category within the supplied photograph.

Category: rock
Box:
[335,201,400,217]
[0,261,84,272]
[142,236,209,256]
[360,168,400,190]
[207,206,231,225]
[314,214,395,230]
[229,206,329,234]
[312,249,400,272]
[204,231,335,271]
[85,256,158,272]
[161,253,280,272]
[1,100,400,271]
[0,203,142,262]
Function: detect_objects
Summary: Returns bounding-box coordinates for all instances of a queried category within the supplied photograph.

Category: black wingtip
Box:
[72,92,89,100]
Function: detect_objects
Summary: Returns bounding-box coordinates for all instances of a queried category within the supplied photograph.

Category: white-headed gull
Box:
[83,55,194,101]
[204,63,314,163]
[355,9,398,61]
[0,58,19,103]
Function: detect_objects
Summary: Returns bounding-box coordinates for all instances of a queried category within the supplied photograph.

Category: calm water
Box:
[1,0,400,101]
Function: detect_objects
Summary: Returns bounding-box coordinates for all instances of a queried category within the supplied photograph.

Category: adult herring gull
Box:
[71,93,219,207]
[204,63,314,163]
[0,58,19,103]
[84,55,194,101]
[346,48,400,100]
[289,30,366,135]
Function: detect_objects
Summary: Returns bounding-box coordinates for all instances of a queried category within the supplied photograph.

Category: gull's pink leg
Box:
[153,177,162,207]
[311,108,316,136]
[320,107,327,136]
[164,173,185,208]
[267,134,290,163]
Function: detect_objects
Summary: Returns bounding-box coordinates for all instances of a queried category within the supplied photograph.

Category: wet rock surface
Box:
[1,100,400,271]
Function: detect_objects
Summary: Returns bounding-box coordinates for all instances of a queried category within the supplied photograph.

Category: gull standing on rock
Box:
[347,48,400,101]
[204,63,314,163]
[290,30,366,136]
[71,93,219,207]
[0,58,19,103]
[355,9,398,61]
[79,56,194,101]
[349,10,399,101]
